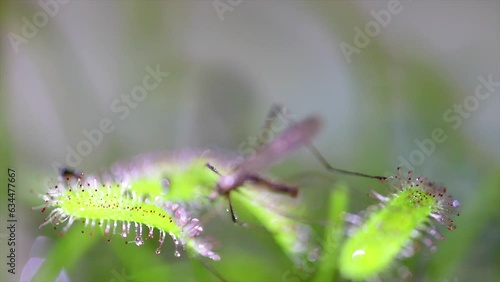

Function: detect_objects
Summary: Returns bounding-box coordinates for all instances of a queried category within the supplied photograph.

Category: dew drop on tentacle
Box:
[134,222,144,246]
[169,232,181,257]
[121,221,128,238]
[42,194,51,202]
[407,170,413,182]
[31,203,49,211]
[62,216,75,233]
[135,236,144,246]
[89,219,96,236]
[113,220,118,235]
[39,208,61,229]
[104,220,111,235]
[155,230,166,255]
[147,226,154,239]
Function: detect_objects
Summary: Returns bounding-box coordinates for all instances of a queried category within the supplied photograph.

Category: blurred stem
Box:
[314,183,349,282]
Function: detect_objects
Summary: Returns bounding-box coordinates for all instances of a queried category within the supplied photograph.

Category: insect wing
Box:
[234,116,323,176]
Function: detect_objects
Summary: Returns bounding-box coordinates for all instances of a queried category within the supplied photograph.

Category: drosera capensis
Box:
[32,161,221,260]
[32,106,389,267]
[33,104,462,281]
[338,167,460,281]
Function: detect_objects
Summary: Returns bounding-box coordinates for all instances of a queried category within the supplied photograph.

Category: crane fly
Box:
[206,112,386,223]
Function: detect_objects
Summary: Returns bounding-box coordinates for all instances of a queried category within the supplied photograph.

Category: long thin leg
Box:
[226,192,238,223]
[246,174,298,197]
[206,162,249,226]
[228,191,274,230]
[206,162,222,176]
[206,164,294,231]
[207,161,297,199]
[271,105,387,181]
[305,143,387,180]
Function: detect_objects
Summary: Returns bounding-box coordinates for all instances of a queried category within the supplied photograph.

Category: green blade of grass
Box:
[314,183,349,282]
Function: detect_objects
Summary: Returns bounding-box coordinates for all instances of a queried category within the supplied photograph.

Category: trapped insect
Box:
[206,105,386,223]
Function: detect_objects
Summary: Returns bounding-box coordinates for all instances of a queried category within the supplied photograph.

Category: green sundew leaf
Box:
[47,178,182,238]
[126,177,165,199]
[339,189,432,280]
[32,155,226,281]
[36,156,223,262]
[114,156,219,202]
[314,183,349,282]
[233,188,312,263]
[160,159,219,202]
[339,172,460,281]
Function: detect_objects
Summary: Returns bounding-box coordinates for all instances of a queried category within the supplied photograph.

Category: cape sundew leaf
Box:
[339,168,460,280]
[34,153,223,261]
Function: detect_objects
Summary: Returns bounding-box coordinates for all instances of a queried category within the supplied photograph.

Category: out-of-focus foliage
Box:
[1,1,498,282]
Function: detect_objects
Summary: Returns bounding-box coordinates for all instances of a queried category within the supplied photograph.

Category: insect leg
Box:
[305,143,387,180]
[246,174,298,197]
[206,162,222,176]
[271,105,387,181]
[226,192,239,223]
[205,162,248,226]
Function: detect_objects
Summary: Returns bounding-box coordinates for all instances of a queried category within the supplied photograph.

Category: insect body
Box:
[210,116,322,197]
[206,109,385,222]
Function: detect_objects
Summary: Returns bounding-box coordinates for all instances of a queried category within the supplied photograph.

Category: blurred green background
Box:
[1,1,499,282]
